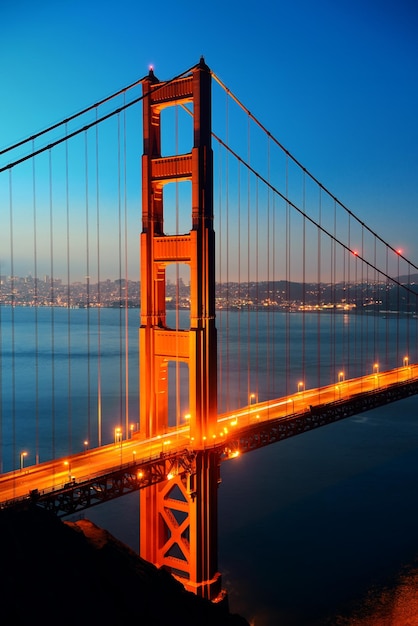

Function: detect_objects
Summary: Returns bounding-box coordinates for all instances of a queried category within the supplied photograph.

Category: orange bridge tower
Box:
[139,58,221,600]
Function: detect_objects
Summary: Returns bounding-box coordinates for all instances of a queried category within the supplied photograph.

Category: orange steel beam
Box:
[139,59,222,601]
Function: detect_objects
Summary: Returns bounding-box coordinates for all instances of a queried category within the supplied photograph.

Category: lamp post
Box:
[114,427,122,444]
[20,451,27,470]
[297,381,304,393]
[83,440,88,453]
[64,460,71,481]
[373,363,379,387]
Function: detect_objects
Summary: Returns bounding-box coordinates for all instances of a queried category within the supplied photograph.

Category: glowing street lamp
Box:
[403,356,409,367]
[20,451,27,470]
[83,440,89,453]
[64,460,71,480]
[249,393,257,405]
[373,363,379,374]
[297,381,304,393]
[114,427,122,444]
[338,371,345,383]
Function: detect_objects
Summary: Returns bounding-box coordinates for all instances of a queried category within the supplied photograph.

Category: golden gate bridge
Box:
[1,58,418,601]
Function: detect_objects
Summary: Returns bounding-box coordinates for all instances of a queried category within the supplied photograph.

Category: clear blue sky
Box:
[1,0,417,272]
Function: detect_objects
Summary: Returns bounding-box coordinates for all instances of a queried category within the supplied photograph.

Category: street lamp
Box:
[64,460,71,480]
[249,393,257,405]
[338,371,345,383]
[297,381,304,393]
[20,451,27,470]
[114,427,122,444]
[403,356,409,367]
[373,363,379,374]
[83,440,88,453]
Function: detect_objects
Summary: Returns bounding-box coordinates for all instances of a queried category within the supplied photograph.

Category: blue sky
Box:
[1,0,417,280]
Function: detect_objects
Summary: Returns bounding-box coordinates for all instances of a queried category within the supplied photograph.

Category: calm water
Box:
[2,306,418,624]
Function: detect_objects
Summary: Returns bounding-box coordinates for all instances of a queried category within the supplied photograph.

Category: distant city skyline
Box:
[2,271,417,315]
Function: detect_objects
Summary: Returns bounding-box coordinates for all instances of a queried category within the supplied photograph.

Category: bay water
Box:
[2,306,418,624]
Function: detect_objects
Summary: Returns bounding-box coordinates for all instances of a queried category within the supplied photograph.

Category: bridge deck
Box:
[1,364,417,515]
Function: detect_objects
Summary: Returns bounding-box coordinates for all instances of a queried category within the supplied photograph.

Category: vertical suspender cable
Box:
[225,94,230,411]
[123,98,129,439]
[302,174,306,389]
[117,113,123,436]
[342,231,347,375]
[85,131,91,448]
[65,127,72,456]
[255,178,259,398]
[346,212,351,378]
[285,155,290,396]
[49,150,56,462]
[217,143,223,410]
[406,262,410,360]
[317,189,321,391]
[0,255,2,473]
[237,161,242,407]
[396,251,400,371]
[360,226,365,382]
[272,176,276,404]
[9,171,16,474]
[385,246,389,369]
[331,199,336,386]
[96,109,102,447]
[266,137,271,402]
[247,116,251,404]
[373,236,378,366]
[32,140,40,465]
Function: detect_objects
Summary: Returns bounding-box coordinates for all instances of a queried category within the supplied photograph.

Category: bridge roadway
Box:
[0,364,417,515]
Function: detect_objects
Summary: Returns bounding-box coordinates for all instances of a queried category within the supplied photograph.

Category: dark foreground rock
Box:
[0,506,249,626]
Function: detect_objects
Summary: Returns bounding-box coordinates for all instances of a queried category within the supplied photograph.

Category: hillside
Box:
[0,506,249,626]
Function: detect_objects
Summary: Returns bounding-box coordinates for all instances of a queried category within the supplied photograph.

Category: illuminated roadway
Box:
[0,363,417,508]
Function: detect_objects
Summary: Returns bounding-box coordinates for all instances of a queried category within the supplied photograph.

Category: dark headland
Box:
[0,506,249,626]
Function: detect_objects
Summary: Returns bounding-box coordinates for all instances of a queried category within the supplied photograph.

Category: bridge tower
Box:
[139,59,221,600]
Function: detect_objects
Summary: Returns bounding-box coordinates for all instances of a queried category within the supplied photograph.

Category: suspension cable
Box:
[213,133,418,298]
[1,63,199,174]
[211,71,418,273]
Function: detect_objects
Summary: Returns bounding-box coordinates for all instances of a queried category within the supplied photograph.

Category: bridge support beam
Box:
[139,59,221,600]
[140,450,222,600]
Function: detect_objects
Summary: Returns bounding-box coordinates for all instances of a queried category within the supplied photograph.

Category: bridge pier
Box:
[139,59,221,598]
[140,449,222,601]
